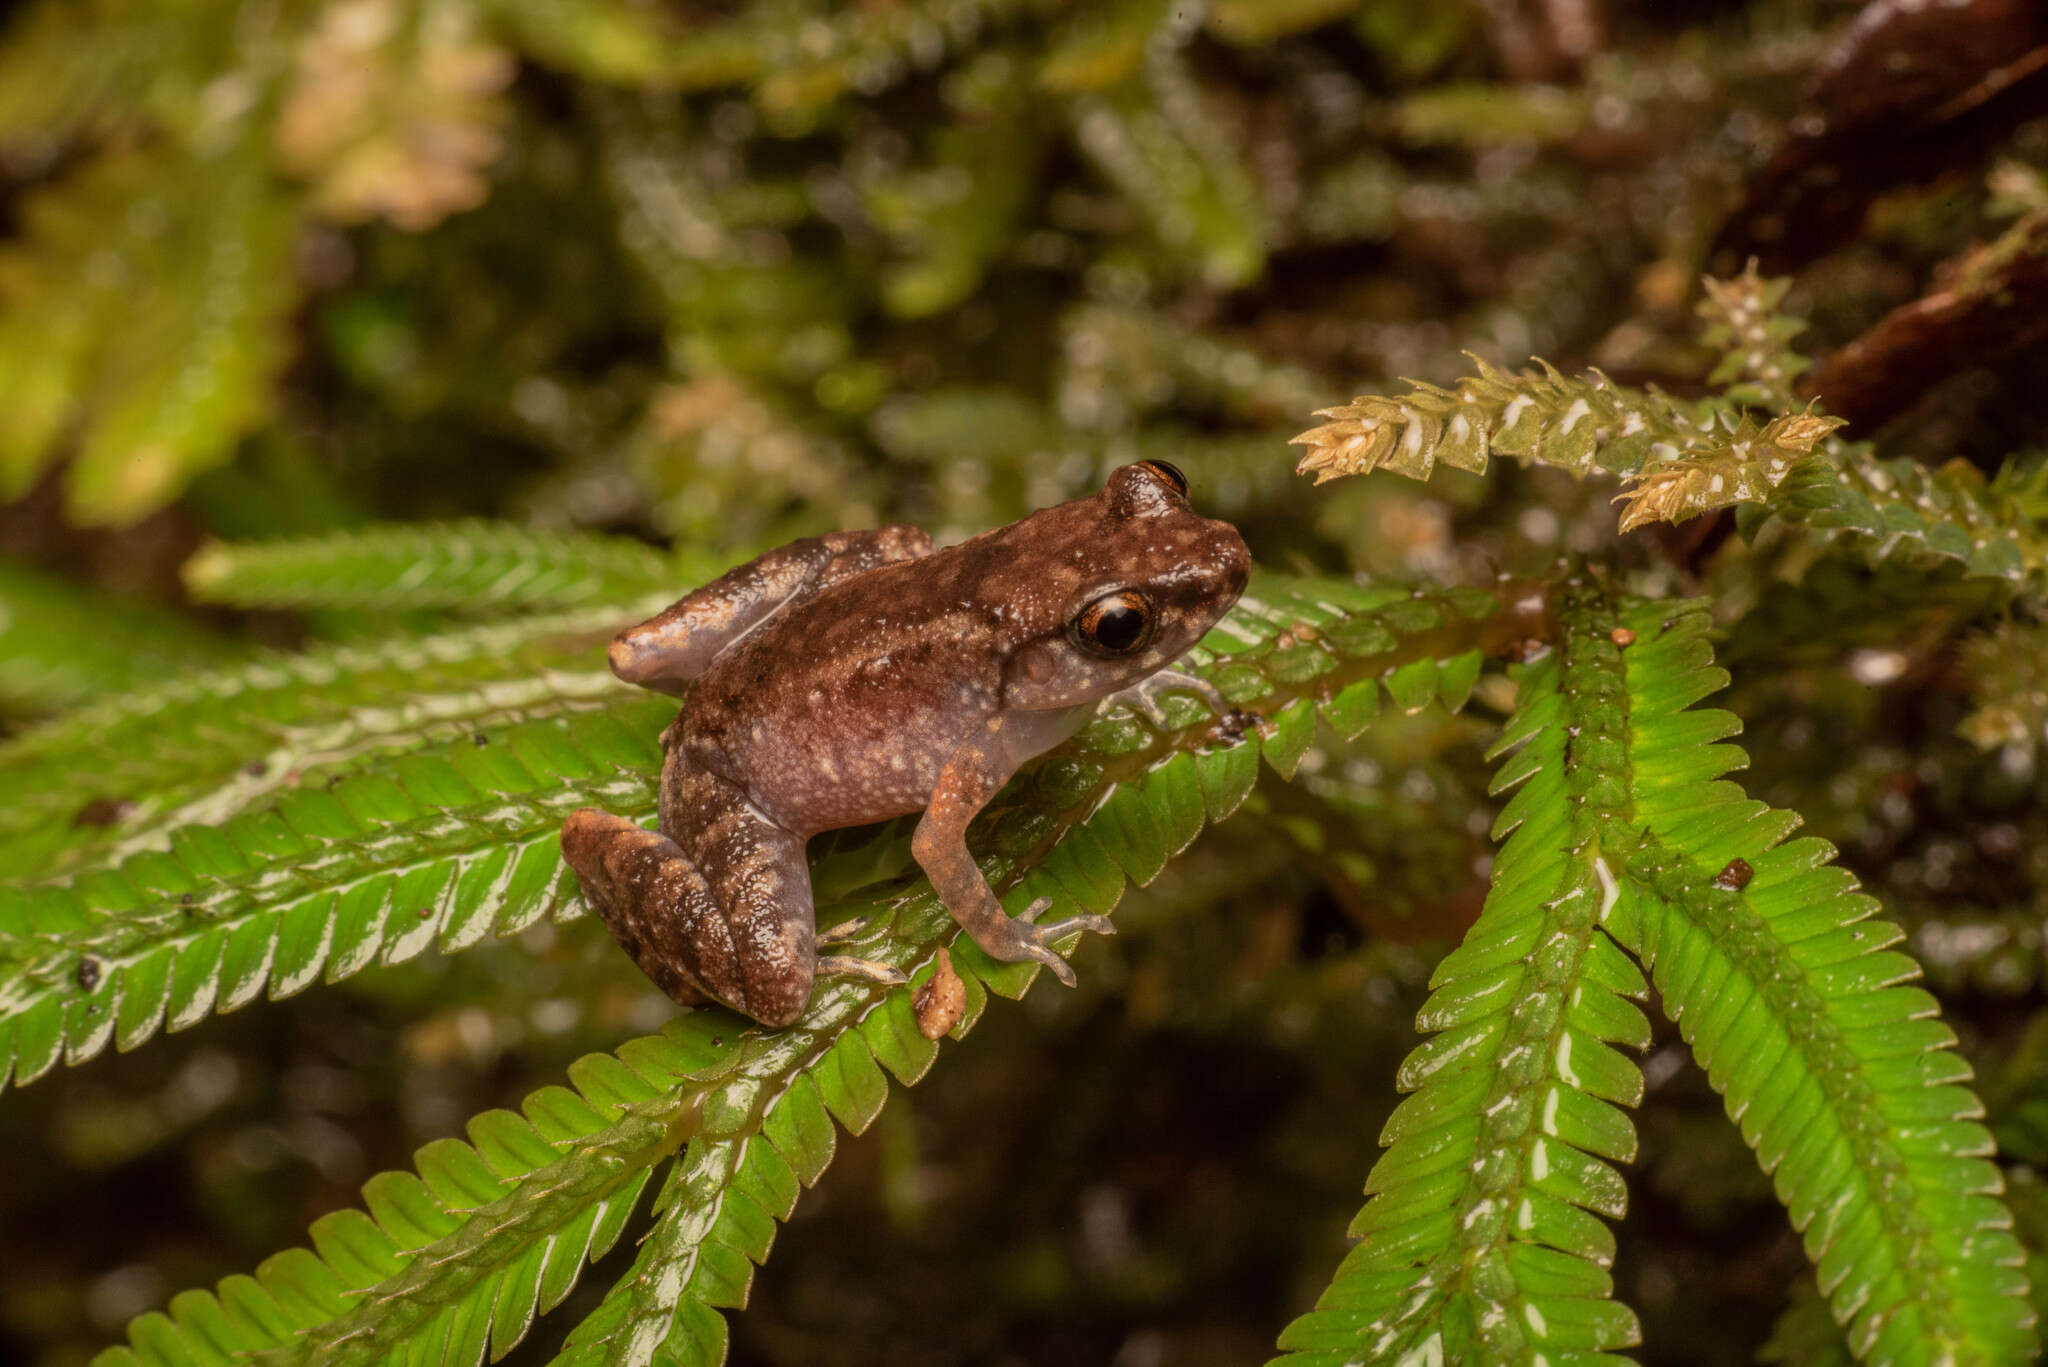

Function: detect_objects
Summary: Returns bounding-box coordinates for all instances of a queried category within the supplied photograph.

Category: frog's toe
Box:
[816,913,878,945]
[1104,668,1233,732]
[1012,913,1117,988]
[1014,895,1056,925]
[1033,913,1116,942]
[1022,943,1080,988]
[817,955,909,988]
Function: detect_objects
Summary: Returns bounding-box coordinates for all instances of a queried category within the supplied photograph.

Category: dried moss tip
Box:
[1613,408,1845,533]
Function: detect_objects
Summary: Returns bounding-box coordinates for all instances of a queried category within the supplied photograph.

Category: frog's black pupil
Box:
[1142,460,1188,496]
[1074,590,1156,657]
[1098,604,1144,650]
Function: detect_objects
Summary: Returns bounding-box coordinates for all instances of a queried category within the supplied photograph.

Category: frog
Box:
[561,459,1252,1027]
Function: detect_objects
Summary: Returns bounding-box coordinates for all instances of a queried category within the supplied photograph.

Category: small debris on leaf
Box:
[1610,627,1637,647]
[72,797,134,829]
[914,946,968,1040]
[1713,858,1754,891]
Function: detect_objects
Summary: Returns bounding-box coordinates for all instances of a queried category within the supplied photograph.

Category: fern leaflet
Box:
[182,523,691,613]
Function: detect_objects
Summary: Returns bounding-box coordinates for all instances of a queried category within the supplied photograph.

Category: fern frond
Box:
[1278,585,2034,1367]
[0,603,662,881]
[3,574,1519,1099]
[1698,263,1812,411]
[1272,583,1651,1365]
[1289,358,1843,534]
[1604,596,2034,1365]
[0,702,675,1092]
[181,522,686,613]
[91,1016,718,1367]
[1612,411,1843,534]
[0,560,236,717]
[90,572,1521,1366]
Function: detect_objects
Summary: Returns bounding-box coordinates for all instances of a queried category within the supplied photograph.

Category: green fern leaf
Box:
[1272,582,1651,1366]
[1277,584,2035,1367]
[1753,447,2048,596]
[0,603,662,881]
[81,572,1518,1367]
[1603,594,2034,1365]
[0,702,672,1089]
[182,522,689,613]
[89,1016,725,1367]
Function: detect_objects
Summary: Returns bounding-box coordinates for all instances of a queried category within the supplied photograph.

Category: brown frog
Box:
[562,460,1251,1026]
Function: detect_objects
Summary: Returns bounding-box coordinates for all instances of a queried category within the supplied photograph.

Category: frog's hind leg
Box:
[562,763,822,1026]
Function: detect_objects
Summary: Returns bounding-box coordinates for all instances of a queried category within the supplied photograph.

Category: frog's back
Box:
[677,539,1021,834]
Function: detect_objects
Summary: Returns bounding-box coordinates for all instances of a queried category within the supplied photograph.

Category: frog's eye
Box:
[1137,460,1188,497]
[1071,590,1157,658]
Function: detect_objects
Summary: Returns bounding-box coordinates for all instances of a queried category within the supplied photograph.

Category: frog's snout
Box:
[1210,518,1253,603]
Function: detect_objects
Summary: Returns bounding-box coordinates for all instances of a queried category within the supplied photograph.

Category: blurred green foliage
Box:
[7,0,2048,1364]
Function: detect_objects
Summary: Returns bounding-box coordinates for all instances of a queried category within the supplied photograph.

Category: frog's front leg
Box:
[1104,667,1232,726]
[610,526,935,696]
[911,722,1115,986]
[562,758,825,1026]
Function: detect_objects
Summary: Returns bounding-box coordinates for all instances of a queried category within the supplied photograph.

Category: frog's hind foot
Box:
[997,896,1116,988]
[561,795,818,1027]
